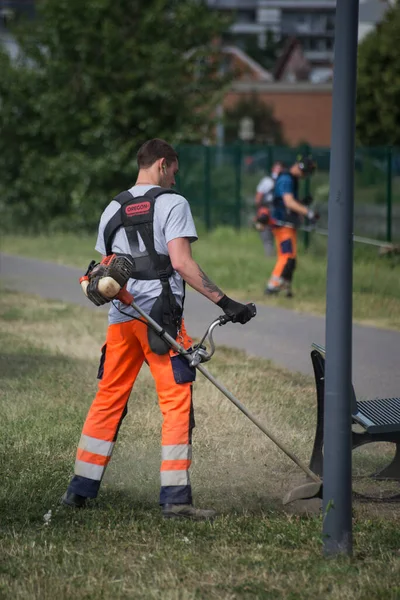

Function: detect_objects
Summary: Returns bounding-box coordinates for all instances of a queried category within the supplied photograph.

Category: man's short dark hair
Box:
[137,139,178,169]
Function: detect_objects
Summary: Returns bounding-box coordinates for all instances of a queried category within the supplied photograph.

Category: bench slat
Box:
[311,346,400,436]
[356,397,400,433]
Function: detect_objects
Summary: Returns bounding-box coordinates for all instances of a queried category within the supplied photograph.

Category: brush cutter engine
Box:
[80,254,135,305]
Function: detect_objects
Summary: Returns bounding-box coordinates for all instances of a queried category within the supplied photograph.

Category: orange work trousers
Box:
[268,226,297,289]
[67,318,195,506]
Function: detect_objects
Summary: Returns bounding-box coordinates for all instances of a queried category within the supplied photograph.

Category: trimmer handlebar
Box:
[190,303,256,366]
[248,302,257,318]
[112,286,256,367]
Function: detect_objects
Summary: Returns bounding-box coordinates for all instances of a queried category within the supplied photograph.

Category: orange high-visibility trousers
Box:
[268,226,297,289]
[67,318,195,505]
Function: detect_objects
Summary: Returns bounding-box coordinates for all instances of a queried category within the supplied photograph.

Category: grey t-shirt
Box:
[256,176,275,204]
[95,184,198,324]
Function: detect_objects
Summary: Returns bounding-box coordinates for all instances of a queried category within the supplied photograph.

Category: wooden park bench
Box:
[309,343,400,501]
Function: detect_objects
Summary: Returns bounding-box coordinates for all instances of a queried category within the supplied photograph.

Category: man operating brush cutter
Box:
[61,138,256,521]
[68,254,321,511]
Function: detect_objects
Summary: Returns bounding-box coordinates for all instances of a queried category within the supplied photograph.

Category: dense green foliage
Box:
[357,1,400,145]
[0,0,230,231]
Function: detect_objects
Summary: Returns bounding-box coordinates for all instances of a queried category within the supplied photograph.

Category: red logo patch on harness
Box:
[125,201,151,216]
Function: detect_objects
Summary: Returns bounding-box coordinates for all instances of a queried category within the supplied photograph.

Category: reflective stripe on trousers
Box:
[67,318,194,504]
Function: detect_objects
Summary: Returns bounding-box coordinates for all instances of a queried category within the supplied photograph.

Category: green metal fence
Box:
[175,144,400,243]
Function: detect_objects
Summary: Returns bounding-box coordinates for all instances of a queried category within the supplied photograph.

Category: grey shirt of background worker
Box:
[256,175,275,257]
[95,184,198,324]
[256,175,275,203]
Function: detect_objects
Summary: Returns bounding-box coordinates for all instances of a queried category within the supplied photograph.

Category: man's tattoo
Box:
[197,265,223,297]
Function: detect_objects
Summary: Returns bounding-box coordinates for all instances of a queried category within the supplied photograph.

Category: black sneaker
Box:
[161,503,217,521]
[264,287,280,296]
[60,491,87,508]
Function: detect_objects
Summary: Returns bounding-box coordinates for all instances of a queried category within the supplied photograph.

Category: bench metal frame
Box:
[309,344,400,501]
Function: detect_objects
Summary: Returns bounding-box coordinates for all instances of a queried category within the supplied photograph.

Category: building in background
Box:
[0,0,393,147]
[224,80,333,146]
[208,0,392,82]
[207,0,335,82]
[0,0,35,58]
[358,0,392,41]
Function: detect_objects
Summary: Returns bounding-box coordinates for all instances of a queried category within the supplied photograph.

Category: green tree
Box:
[224,94,285,145]
[356,1,400,145]
[0,0,231,231]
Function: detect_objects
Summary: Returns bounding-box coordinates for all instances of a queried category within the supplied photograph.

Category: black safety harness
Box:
[103,187,183,354]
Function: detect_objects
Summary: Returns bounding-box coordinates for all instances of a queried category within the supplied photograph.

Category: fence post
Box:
[386,145,393,243]
[204,145,211,232]
[235,144,242,230]
[267,145,273,172]
[303,144,311,250]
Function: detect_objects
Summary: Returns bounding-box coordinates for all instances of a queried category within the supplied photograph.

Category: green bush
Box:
[0,0,230,232]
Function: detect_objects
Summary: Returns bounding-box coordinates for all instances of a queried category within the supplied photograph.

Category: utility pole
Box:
[322,0,360,556]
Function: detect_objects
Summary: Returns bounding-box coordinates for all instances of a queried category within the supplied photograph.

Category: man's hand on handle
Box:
[216,295,257,325]
[306,208,320,224]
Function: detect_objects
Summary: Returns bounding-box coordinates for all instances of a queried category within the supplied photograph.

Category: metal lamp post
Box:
[322,0,360,556]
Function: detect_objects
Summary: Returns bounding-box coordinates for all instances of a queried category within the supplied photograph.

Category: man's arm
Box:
[255,191,264,207]
[167,237,224,303]
[167,237,255,325]
[283,193,309,216]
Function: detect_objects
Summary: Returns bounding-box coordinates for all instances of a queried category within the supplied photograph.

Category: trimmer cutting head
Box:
[283,481,323,505]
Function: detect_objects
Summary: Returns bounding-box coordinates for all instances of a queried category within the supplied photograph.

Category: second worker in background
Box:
[265,155,318,298]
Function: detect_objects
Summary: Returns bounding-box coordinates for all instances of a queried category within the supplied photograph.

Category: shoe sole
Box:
[60,494,86,509]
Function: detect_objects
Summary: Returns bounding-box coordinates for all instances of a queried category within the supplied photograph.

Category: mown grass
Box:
[2,226,400,330]
[1,291,400,599]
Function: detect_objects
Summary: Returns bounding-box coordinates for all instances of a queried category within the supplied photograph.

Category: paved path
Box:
[1,252,399,399]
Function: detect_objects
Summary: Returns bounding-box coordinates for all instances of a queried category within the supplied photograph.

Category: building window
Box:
[236,10,256,24]
[326,15,335,32]
[311,14,327,32]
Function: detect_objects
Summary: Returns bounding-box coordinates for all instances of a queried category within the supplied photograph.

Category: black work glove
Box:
[217,295,256,325]
[306,208,320,225]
